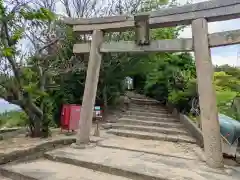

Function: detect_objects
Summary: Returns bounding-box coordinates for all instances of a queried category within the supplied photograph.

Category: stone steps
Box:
[127,108,168,113]
[128,108,168,113]
[0,159,132,180]
[43,146,234,180]
[130,99,160,105]
[0,145,236,180]
[0,92,239,180]
[125,111,171,117]
[107,129,196,144]
[44,147,183,180]
[103,123,189,135]
[105,94,197,145]
[117,118,184,128]
[122,115,179,122]
[129,103,166,107]
[97,137,200,160]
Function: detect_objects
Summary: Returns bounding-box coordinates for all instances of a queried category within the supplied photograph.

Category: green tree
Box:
[0,0,58,137]
[214,67,240,120]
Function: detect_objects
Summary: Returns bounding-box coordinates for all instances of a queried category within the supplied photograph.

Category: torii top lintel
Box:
[63,0,240,34]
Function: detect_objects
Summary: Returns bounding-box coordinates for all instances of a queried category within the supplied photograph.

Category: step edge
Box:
[122,116,179,122]
[97,144,197,161]
[107,130,196,144]
[105,124,188,134]
[123,115,176,118]
[116,120,184,128]
[44,153,168,180]
[118,118,182,125]
[0,167,36,180]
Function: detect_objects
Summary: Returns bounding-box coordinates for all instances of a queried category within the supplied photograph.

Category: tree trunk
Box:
[22,106,43,138]
[33,117,42,137]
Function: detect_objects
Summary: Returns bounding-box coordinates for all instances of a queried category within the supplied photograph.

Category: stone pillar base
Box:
[71,143,96,149]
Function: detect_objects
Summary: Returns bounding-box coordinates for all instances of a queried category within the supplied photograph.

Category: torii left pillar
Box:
[75,30,103,146]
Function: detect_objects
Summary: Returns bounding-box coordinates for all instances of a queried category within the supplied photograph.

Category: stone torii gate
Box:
[64,0,240,169]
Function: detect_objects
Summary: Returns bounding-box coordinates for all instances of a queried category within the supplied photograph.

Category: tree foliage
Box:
[0,0,59,137]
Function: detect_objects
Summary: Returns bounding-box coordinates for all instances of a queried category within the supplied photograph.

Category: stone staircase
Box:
[104,94,197,145]
[1,94,240,180]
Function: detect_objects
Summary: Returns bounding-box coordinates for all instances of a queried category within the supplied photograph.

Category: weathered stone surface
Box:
[192,18,223,168]
[0,176,12,180]
[45,146,240,180]
[117,118,184,128]
[107,129,196,144]
[125,110,170,117]
[76,30,103,145]
[0,130,105,165]
[129,97,160,105]
[129,104,165,110]
[105,94,197,151]
[0,137,76,165]
[1,159,132,180]
[127,108,168,113]
[104,124,189,135]
[0,128,25,141]
[98,136,200,160]
[122,115,178,122]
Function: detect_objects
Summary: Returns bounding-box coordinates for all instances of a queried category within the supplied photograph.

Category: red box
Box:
[61,104,81,131]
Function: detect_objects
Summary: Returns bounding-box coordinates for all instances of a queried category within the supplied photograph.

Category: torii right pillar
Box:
[192,18,224,168]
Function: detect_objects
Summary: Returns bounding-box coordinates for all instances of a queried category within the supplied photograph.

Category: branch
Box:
[1,18,22,91]
[60,0,72,17]
[37,37,60,55]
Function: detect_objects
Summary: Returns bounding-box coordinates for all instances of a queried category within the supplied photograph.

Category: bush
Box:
[0,111,27,128]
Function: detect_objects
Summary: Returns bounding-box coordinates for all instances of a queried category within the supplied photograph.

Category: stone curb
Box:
[0,128,22,134]
[0,137,76,165]
[0,128,26,141]
[0,167,36,180]
[166,103,240,165]
[0,136,106,179]
[165,103,204,147]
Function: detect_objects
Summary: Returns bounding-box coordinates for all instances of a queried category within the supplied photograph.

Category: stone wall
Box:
[166,102,204,148]
[0,128,25,140]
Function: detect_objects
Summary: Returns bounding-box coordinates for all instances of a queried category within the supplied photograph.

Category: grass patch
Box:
[0,111,27,128]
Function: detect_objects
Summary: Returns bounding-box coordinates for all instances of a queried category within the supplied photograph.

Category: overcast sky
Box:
[178,0,240,67]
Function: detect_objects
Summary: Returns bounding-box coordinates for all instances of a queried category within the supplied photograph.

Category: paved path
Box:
[1,132,240,180]
[1,159,132,180]
[98,136,200,160]
[44,146,240,180]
